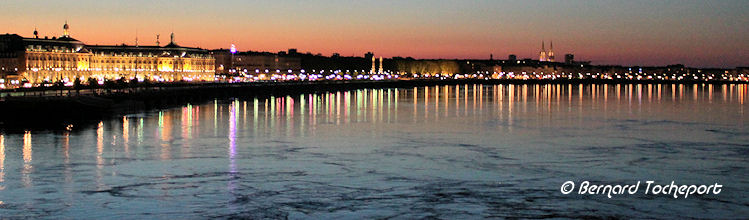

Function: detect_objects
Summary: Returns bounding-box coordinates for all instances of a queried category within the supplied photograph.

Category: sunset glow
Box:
[2,0,747,68]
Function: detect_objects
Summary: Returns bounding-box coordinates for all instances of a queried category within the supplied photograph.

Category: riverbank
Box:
[0,79,746,132]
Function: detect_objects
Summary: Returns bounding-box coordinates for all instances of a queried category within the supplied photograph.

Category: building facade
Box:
[211,49,301,75]
[0,23,215,86]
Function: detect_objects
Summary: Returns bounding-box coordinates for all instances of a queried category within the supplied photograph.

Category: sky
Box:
[2,0,748,68]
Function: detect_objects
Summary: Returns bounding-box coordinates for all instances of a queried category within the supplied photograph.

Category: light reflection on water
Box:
[0,83,747,218]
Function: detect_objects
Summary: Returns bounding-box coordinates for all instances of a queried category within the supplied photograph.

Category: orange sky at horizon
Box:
[2,0,748,68]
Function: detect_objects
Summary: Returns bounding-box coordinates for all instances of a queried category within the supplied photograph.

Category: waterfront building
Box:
[299,52,371,73]
[211,49,301,75]
[0,22,215,86]
[565,54,575,64]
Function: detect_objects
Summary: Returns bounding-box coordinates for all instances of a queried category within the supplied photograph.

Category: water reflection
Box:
[185,83,749,137]
[0,135,4,187]
[21,131,32,188]
[96,121,104,190]
[228,99,238,194]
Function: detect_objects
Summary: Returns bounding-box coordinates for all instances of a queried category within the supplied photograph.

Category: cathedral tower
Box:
[539,41,547,62]
[378,57,383,73]
[548,41,555,62]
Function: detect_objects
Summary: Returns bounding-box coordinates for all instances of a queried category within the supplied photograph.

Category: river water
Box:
[0,83,747,219]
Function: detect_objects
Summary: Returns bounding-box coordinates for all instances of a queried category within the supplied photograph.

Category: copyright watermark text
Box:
[560,181,722,198]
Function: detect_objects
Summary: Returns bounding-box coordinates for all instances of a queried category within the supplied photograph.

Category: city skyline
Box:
[2,0,748,68]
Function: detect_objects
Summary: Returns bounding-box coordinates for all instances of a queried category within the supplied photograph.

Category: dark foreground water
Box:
[0,84,747,219]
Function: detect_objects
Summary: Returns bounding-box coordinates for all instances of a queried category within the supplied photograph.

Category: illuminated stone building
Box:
[0,23,215,86]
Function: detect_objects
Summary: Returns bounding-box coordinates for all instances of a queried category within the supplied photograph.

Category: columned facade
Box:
[0,23,215,86]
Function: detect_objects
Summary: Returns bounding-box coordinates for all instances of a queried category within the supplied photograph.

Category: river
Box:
[0,83,747,218]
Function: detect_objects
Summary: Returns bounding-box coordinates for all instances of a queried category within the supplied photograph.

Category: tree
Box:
[73,77,82,94]
[87,77,98,87]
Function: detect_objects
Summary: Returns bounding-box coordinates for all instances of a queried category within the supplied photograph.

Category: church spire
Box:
[542,40,545,51]
[548,40,555,62]
[378,56,384,73]
[539,40,548,62]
